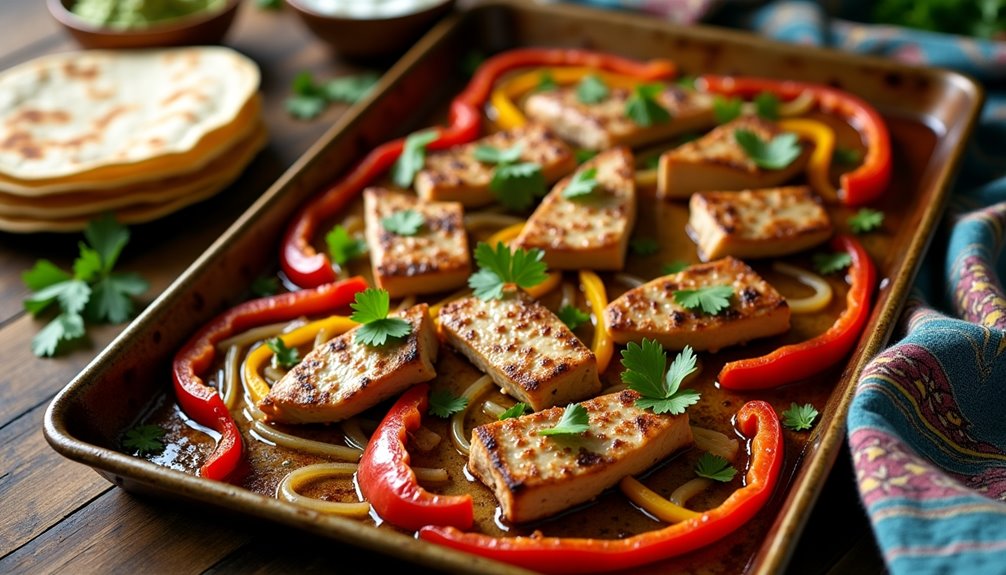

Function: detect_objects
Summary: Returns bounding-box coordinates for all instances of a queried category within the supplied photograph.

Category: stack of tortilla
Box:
[0,46,265,233]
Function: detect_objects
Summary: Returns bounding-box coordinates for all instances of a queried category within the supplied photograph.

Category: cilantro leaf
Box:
[490,162,546,211]
[676,76,697,90]
[833,147,863,167]
[285,95,326,119]
[812,252,853,275]
[577,74,609,104]
[848,208,885,234]
[499,402,530,420]
[292,70,322,97]
[84,213,129,274]
[754,91,780,120]
[537,71,557,92]
[85,273,148,324]
[734,130,802,170]
[391,129,438,188]
[621,341,701,415]
[325,225,367,266]
[468,242,548,300]
[563,167,598,199]
[324,73,379,104]
[474,144,523,165]
[642,155,660,170]
[428,389,469,418]
[23,279,90,317]
[557,305,591,331]
[122,424,167,456]
[695,453,738,482]
[22,259,70,291]
[713,96,743,124]
[73,244,102,282]
[538,404,590,436]
[662,261,689,275]
[574,149,597,164]
[673,285,734,315]
[625,84,671,127]
[349,288,412,346]
[630,237,660,256]
[382,210,425,236]
[267,337,300,369]
[31,312,85,357]
[251,276,279,297]
[781,402,820,431]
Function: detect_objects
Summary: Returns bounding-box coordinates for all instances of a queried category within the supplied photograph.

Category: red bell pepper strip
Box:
[718,235,876,390]
[281,48,677,288]
[357,383,474,531]
[172,276,367,481]
[418,400,782,574]
[699,75,891,207]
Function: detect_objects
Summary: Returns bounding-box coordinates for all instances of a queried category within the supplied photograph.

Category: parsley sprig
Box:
[499,402,530,420]
[122,424,166,456]
[467,242,548,301]
[474,144,546,211]
[695,453,738,482]
[325,225,367,266]
[833,147,863,167]
[673,285,734,315]
[557,305,591,331]
[754,92,780,120]
[848,208,884,234]
[286,71,379,119]
[781,402,820,431]
[734,129,802,170]
[349,288,412,346]
[562,167,599,200]
[23,214,148,357]
[620,340,701,415]
[625,84,671,127]
[539,404,590,436]
[537,71,558,92]
[382,210,425,236]
[662,261,689,275]
[391,129,437,188]
[713,96,743,124]
[428,390,469,418]
[267,337,300,369]
[577,74,609,104]
[812,252,853,275]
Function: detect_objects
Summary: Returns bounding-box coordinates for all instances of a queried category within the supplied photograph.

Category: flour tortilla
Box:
[0,46,260,181]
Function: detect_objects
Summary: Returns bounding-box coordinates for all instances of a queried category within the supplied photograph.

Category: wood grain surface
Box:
[0,1,887,573]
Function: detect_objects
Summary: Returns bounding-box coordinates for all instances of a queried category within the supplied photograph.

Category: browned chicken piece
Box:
[414,123,576,208]
[687,186,833,261]
[523,84,715,150]
[363,188,471,298]
[512,147,636,270]
[469,390,693,523]
[657,116,810,199]
[258,304,438,424]
[604,257,790,352]
[438,290,600,411]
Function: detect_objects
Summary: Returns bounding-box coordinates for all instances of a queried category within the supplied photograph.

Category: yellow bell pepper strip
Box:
[619,476,701,523]
[242,314,357,405]
[418,400,783,574]
[777,118,838,202]
[579,270,613,373]
[486,222,525,245]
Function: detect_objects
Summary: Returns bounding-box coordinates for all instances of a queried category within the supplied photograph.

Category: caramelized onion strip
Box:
[251,421,363,461]
[278,463,371,517]
[772,262,833,314]
[450,375,495,456]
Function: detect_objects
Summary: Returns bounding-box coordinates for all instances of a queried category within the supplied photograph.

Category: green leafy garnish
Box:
[574,149,597,164]
[620,340,701,415]
[563,168,599,199]
[325,225,367,266]
[781,402,820,431]
[475,144,545,210]
[662,261,689,275]
[23,214,148,357]
[468,242,548,301]
[734,129,802,170]
[625,84,671,127]
[323,72,380,103]
[286,71,379,119]
[833,147,863,167]
[642,155,661,170]
[557,305,591,331]
[392,129,438,188]
[255,0,282,9]
[267,337,300,369]
[428,390,469,418]
[499,402,530,420]
[754,92,780,120]
[474,144,523,164]
[676,76,697,90]
[537,71,558,92]
[630,237,660,256]
[812,252,853,275]
[538,404,590,436]
[382,209,425,236]
[285,94,326,119]
[250,276,279,297]
[577,74,610,104]
[713,95,743,124]
[695,453,738,482]
[848,208,885,234]
[122,425,166,456]
[349,288,412,346]
[673,285,734,315]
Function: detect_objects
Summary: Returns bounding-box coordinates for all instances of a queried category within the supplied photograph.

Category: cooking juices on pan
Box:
[145,49,890,573]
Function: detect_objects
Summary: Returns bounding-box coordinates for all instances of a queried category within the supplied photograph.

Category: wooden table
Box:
[0,2,888,573]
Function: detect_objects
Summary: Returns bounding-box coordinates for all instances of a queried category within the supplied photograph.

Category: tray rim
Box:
[43,1,986,574]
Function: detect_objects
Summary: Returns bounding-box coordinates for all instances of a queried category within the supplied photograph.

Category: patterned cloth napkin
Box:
[568,1,1006,573]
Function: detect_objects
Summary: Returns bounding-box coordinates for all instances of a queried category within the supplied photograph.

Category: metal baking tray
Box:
[44,1,983,573]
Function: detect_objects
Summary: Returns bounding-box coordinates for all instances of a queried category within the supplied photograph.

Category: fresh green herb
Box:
[848,208,885,234]
[695,453,738,482]
[23,214,148,357]
[563,168,599,199]
[676,76,697,90]
[574,149,597,164]
[630,237,660,256]
[734,129,802,170]
[833,147,863,167]
[474,144,523,164]
[428,389,469,418]
[537,71,558,92]
[267,337,300,369]
[391,129,438,188]
[325,225,367,266]
[781,402,820,431]
[538,404,590,436]
[812,252,853,275]
[499,402,530,420]
[382,210,425,236]
[122,424,167,456]
[620,340,701,415]
[468,242,548,301]
[642,155,661,170]
[255,0,282,9]
[577,74,610,104]
[250,276,279,297]
[324,73,380,103]
[673,285,734,315]
[557,305,591,331]
[713,95,743,124]
[754,91,780,120]
[475,144,546,210]
[625,84,671,127]
[349,288,412,346]
[286,71,378,119]
[662,261,689,275]
[285,94,326,119]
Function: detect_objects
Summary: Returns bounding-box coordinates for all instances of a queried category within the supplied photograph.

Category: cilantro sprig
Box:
[734,129,802,170]
[537,71,558,92]
[474,144,546,211]
[713,96,743,124]
[325,225,367,266]
[538,404,590,436]
[557,305,591,331]
[662,261,689,275]
[428,390,469,418]
[499,402,530,420]
[382,209,425,236]
[812,252,853,275]
[391,129,437,188]
[833,147,863,167]
[695,453,738,482]
[630,237,660,256]
[620,340,701,415]
[781,402,820,431]
[349,288,412,346]
[22,214,148,357]
[122,424,166,456]
[577,74,609,104]
[848,208,884,234]
[673,285,734,315]
[625,84,671,127]
[754,92,780,120]
[467,242,548,301]
[286,71,379,119]
[563,167,599,200]
[267,337,300,369]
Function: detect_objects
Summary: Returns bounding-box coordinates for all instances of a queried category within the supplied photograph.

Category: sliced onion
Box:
[450,375,495,456]
[773,261,833,314]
